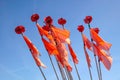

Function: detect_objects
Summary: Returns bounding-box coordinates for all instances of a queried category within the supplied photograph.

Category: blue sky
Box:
[0,0,120,80]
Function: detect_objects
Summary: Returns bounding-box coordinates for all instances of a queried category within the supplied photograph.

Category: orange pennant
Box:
[84,46,91,68]
[90,28,112,51]
[42,37,59,55]
[68,44,79,64]
[23,35,46,68]
[51,26,70,43]
[93,43,112,70]
[82,33,92,51]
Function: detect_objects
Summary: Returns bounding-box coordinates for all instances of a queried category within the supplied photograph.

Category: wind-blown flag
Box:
[51,26,70,44]
[41,37,59,55]
[82,33,92,51]
[36,23,53,40]
[93,43,112,70]
[68,44,79,64]
[90,28,112,51]
[81,33,91,67]
[23,35,46,68]
[83,46,91,68]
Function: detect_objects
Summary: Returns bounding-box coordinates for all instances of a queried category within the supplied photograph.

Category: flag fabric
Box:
[68,44,79,64]
[36,23,53,40]
[81,33,91,67]
[57,42,72,71]
[90,28,112,51]
[51,26,70,44]
[23,35,46,68]
[93,43,112,70]
[41,37,59,55]
[83,46,91,68]
[82,33,92,51]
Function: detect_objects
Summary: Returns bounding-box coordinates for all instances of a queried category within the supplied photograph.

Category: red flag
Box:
[93,43,112,70]
[23,35,46,68]
[82,33,92,51]
[83,46,91,68]
[90,28,112,51]
[36,23,53,40]
[42,37,59,55]
[51,26,70,44]
[68,44,79,64]
[57,42,72,71]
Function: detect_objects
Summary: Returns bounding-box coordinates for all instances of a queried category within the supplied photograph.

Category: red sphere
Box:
[92,27,100,34]
[42,25,50,31]
[15,25,25,34]
[77,25,84,32]
[44,16,53,25]
[84,16,92,24]
[31,14,39,22]
[58,18,66,25]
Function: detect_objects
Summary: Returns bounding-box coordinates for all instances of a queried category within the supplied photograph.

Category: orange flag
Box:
[83,46,91,68]
[57,42,72,71]
[36,23,53,40]
[51,26,70,43]
[90,28,112,51]
[93,43,112,70]
[82,33,92,51]
[23,35,46,68]
[68,44,79,64]
[41,37,59,55]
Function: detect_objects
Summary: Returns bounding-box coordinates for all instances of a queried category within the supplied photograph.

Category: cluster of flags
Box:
[15,14,112,80]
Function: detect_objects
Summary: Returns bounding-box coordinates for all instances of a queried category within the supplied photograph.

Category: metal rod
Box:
[38,66,47,80]
[88,24,101,80]
[73,62,81,80]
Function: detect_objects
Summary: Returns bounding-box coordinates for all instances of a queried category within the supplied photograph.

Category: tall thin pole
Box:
[67,69,73,80]
[57,61,67,80]
[83,45,93,80]
[88,24,101,80]
[38,66,47,80]
[98,59,102,80]
[81,32,93,80]
[73,62,81,80]
[47,53,60,80]
[64,66,70,80]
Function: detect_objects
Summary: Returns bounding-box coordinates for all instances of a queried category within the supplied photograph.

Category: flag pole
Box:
[66,67,74,80]
[98,59,102,80]
[64,67,70,80]
[73,62,81,80]
[80,32,93,80]
[57,61,67,80]
[88,24,101,80]
[47,51,60,80]
[38,65,47,80]
[83,45,93,80]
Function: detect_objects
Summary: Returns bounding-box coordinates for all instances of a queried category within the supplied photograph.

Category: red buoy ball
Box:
[77,25,84,32]
[84,16,92,24]
[31,14,39,22]
[15,25,25,34]
[44,16,53,25]
[92,27,100,34]
[58,18,66,25]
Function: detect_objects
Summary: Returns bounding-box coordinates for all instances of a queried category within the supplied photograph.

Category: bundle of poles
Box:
[15,14,112,80]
